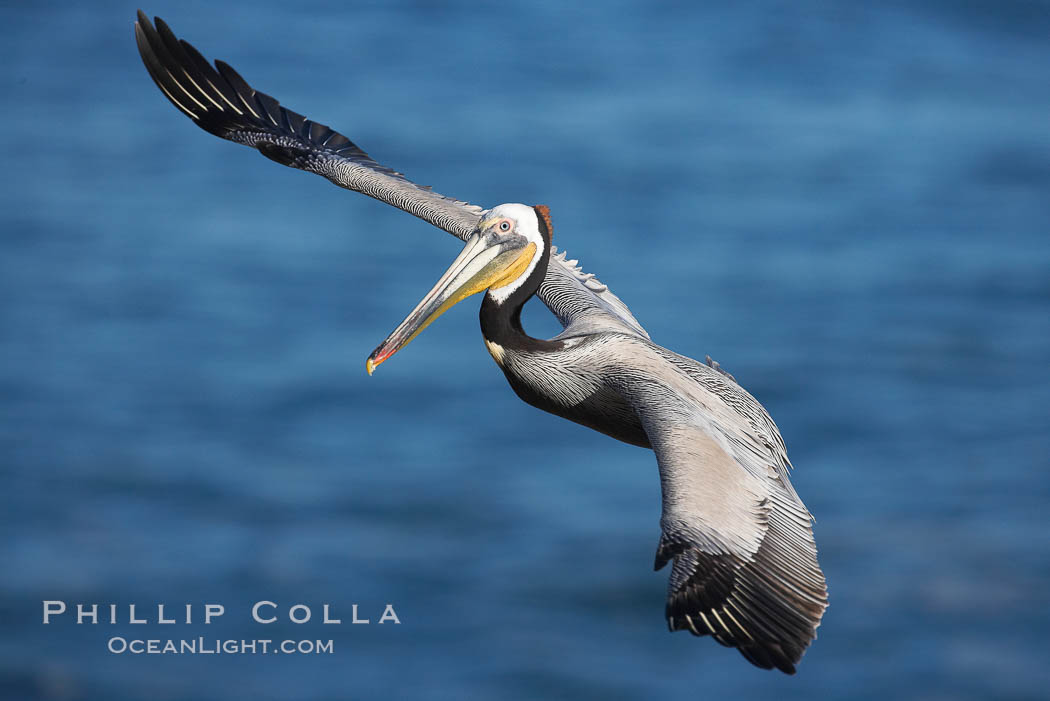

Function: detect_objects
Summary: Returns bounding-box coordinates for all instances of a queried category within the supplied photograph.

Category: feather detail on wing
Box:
[612,349,827,673]
[542,248,650,339]
[134,12,649,340]
[134,11,483,239]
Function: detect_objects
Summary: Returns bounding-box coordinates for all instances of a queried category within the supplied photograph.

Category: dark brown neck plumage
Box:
[479,205,556,353]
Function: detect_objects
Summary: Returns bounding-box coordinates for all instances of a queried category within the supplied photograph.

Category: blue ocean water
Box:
[2,1,1049,699]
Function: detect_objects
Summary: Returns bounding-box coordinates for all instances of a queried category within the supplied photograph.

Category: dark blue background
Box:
[3,2,1048,699]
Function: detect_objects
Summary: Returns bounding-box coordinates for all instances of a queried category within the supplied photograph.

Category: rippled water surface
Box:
[3,2,1049,699]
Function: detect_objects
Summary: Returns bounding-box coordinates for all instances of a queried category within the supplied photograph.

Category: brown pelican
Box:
[134,12,828,673]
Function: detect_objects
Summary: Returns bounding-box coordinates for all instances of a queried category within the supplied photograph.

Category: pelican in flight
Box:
[135,12,828,673]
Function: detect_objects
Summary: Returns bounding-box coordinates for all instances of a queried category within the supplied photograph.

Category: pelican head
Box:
[366,203,551,374]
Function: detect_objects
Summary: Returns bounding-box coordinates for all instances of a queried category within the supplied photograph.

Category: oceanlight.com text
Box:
[107,637,334,655]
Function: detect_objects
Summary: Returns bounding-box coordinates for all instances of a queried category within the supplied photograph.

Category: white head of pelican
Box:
[366,203,549,374]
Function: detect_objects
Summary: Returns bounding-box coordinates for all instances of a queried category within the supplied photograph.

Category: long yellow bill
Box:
[366,233,536,374]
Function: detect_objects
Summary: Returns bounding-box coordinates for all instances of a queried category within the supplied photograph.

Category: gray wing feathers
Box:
[611,341,827,673]
[652,346,804,505]
[298,153,483,240]
[134,11,484,241]
[542,248,650,340]
[135,12,649,340]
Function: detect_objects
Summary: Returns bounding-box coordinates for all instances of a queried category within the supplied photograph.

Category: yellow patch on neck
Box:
[484,339,506,365]
[396,243,538,353]
[487,243,537,292]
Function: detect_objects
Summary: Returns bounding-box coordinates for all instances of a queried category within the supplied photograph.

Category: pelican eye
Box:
[498,220,511,232]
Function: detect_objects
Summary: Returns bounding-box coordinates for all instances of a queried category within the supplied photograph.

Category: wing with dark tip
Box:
[134,10,483,239]
[609,339,828,673]
[134,12,650,340]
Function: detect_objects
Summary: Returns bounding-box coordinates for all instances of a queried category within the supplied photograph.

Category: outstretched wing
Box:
[134,11,483,239]
[612,342,827,673]
[134,12,649,339]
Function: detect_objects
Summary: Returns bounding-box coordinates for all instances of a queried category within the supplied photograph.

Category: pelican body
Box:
[135,12,828,674]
